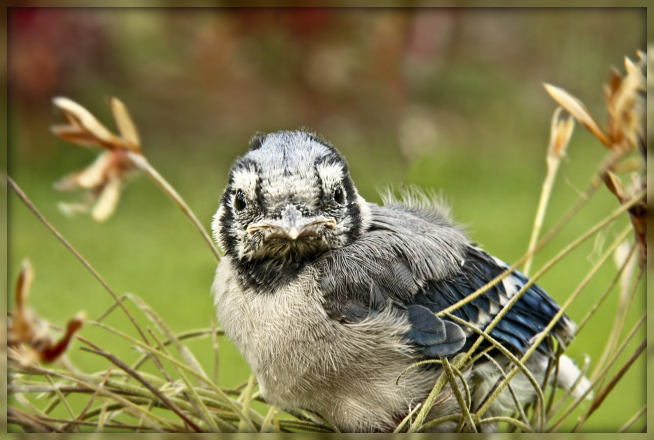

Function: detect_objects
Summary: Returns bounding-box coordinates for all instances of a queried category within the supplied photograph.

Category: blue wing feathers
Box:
[407,246,572,357]
[319,207,575,359]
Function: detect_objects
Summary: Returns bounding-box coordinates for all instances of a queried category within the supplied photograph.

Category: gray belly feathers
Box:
[213,202,586,432]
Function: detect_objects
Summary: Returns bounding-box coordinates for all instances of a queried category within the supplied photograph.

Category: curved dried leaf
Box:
[92,174,122,222]
[52,97,120,147]
[606,55,646,150]
[16,259,35,312]
[602,171,625,202]
[109,97,141,152]
[543,84,610,147]
[51,125,105,148]
[603,67,622,110]
[66,152,113,190]
[41,311,86,363]
[548,107,575,158]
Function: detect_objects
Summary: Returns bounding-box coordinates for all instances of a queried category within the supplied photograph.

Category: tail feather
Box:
[557,355,592,399]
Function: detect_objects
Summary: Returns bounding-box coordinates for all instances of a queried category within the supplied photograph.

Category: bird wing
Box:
[318,203,575,359]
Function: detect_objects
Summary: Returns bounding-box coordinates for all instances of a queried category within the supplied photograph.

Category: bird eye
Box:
[234,190,247,211]
[334,187,344,205]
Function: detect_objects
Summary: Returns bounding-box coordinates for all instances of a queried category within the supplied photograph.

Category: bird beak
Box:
[246,206,336,240]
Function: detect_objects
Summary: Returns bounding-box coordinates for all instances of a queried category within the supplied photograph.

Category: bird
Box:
[211,129,590,433]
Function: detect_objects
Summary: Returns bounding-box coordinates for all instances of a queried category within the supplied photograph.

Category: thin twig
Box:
[545,346,563,418]
[482,353,530,429]
[444,312,545,422]
[7,176,171,380]
[472,225,632,427]
[575,241,637,334]
[477,416,534,433]
[147,328,223,433]
[260,406,278,433]
[87,320,261,431]
[591,266,643,382]
[44,375,81,432]
[239,374,257,432]
[617,405,646,433]
[436,185,642,320]
[442,357,477,433]
[63,365,114,432]
[8,407,65,433]
[547,314,645,431]
[79,346,204,432]
[393,403,422,433]
[572,339,646,432]
[128,152,222,262]
[408,368,449,432]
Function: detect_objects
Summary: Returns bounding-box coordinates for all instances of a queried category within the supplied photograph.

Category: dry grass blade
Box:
[61,365,114,432]
[7,176,172,379]
[127,293,209,387]
[260,406,278,433]
[482,353,529,428]
[416,414,464,432]
[547,313,645,431]
[88,320,261,431]
[477,416,534,433]
[574,240,637,334]
[9,359,173,431]
[473,225,632,429]
[617,405,646,433]
[592,266,644,381]
[393,403,422,433]
[444,312,544,429]
[44,375,80,432]
[572,339,646,432]
[523,107,575,276]
[238,373,257,432]
[79,346,204,432]
[436,179,641,321]
[126,152,222,262]
[146,328,220,432]
[407,365,449,432]
[442,357,477,433]
[8,406,65,433]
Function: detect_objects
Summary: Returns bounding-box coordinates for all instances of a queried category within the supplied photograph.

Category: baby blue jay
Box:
[212,130,589,432]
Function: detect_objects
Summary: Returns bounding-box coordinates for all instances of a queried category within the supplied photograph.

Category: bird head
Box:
[213,130,371,263]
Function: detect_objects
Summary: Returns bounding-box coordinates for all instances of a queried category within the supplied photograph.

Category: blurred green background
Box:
[7,8,646,432]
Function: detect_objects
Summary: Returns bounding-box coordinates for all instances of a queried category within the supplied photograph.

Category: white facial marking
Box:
[316,162,344,194]
[261,173,321,210]
[231,167,259,202]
